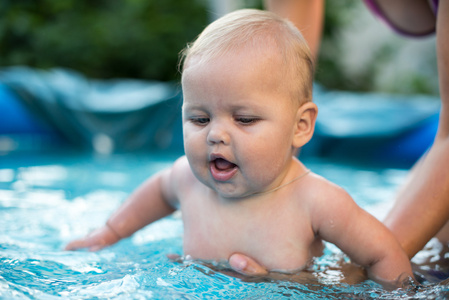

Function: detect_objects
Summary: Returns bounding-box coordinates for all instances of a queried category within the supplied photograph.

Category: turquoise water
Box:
[1,151,449,299]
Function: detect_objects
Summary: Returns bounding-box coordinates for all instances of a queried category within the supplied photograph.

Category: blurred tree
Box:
[0,0,437,95]
[0,0,209,81]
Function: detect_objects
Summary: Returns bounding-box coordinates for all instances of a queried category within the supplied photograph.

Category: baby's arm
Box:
[312,185,413,285]
[65,157,185,251]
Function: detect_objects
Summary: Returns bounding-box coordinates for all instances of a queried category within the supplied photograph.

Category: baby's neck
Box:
[251,169,310,197]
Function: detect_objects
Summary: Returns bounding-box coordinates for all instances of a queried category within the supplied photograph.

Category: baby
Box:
[66,9,413,285]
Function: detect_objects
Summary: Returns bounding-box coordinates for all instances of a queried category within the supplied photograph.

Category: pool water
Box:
[1,151,449,299]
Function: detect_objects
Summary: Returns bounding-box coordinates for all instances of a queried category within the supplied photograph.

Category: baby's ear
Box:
[292,102,318,148]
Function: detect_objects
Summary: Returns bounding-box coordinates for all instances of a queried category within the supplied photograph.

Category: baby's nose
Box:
[206,122,231,145]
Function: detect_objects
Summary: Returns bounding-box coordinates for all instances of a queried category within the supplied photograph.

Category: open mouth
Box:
[210,158,238,181]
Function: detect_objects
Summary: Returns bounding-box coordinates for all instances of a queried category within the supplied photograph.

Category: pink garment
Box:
[364,0,438,37]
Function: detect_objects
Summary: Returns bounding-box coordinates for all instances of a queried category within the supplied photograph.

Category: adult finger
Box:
[229,253,268,276]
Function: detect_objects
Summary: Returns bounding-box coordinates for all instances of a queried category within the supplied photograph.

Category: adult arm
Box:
[264,0,324,59]
[383,0,449,259]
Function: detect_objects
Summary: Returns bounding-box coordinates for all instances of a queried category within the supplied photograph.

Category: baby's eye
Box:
[191,117,210,125]
[235,117,259,125]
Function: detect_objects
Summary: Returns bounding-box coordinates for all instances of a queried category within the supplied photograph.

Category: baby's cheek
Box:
[184,137,202,159]
[185,152,209,184]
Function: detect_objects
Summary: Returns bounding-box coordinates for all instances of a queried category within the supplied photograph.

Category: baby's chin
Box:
[204,181,260,201]
[214,188,266,201]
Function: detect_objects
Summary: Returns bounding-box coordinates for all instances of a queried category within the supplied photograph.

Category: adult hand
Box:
[228,253,269,276]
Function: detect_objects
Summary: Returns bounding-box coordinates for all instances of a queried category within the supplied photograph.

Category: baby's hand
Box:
[64,225,121,251]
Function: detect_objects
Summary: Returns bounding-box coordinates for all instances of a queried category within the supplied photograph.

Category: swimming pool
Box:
[1,150,449,299]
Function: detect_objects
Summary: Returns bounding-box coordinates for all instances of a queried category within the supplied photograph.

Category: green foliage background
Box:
[0,0,209,81]
[0,0,438,95]
[0,0,353,86]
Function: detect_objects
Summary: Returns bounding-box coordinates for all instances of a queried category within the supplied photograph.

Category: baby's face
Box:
[182,47,300,199]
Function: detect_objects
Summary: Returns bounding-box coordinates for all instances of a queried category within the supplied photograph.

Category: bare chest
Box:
[179,193,320,272]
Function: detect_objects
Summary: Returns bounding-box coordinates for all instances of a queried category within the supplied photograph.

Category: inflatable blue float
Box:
[307,85,440,166]
[0,67,184,153]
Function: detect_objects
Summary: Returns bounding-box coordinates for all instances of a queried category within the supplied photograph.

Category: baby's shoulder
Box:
[160,156,199,207]
[298,172,354,207]
[169,156,198,187]
[303,172,348,194]
[298,172,359,231]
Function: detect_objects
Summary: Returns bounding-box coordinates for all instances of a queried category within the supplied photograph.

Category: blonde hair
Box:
[179,9,314,103]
